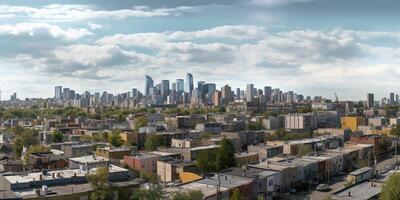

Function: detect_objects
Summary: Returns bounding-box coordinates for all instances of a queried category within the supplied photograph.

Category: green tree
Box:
[51,131,64,143]
[230,188,245,200]
[13,128,39,157]
[144,135,165,151]
[216,138,236,171]
[131,173,164,200]
[24,145,50,164]
[298,146,312,156]
[380,173,400,200]
[196,149,217,173]
[108,131,124,147]
[172,190,204,200]
[134,116,149,132]
[87,167,113,200]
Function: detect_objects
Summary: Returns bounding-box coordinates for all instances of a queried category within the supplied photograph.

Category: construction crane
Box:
[334,91,339,103]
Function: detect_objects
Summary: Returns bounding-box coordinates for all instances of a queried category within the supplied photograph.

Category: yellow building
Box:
[341,117,365,131]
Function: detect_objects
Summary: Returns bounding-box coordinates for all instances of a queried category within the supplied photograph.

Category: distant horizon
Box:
[1,0,400,100]
[0,72,396,102]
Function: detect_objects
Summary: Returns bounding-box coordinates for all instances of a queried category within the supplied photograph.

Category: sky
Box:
[1,0,400,100]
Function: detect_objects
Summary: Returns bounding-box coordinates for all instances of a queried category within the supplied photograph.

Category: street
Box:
[308,155,400,200]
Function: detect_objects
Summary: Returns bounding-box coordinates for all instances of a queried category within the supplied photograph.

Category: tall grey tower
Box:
[145,75,154,96]
[185,73,193,94]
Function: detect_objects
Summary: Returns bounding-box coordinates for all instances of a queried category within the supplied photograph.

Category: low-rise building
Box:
[68,155,109,170]
[157,159,198,183]
[123,153,160,174]
[247,144,283,159]
[0,157,22,172]
[0,164,138,200]
[95,146,132,160]
[180,144,221,161]
[61,143,92,158]
[341,116,365,132]
[235,152,259,167]
[29,152,69,170]
[223,167,281,199]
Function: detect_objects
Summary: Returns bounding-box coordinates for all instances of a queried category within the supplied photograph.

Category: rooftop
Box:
[197,174,254,189]
[332,181,381,200]
[69,155,109,164]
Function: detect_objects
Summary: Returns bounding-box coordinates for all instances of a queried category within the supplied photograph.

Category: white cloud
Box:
[247,0,313,6]
[0,4,197,21]
[88,23,103,30]
[0,23,93,40]
[4,24,400,99]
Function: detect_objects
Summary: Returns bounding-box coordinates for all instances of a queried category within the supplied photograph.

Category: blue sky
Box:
[1,0,400,100]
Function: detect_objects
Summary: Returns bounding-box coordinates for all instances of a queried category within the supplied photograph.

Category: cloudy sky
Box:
[1,0,400,100]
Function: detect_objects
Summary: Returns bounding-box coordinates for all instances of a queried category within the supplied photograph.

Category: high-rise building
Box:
[55,86,62,99]
[171,83,177,93]
[236,88,241,100]
[176,79,184,94]
[145,75,154,96]
[185,73,194,94]
[131,88,138,98]
[10,93,17,101]
[272,88,280,102]
[264,86,272,102]
[367,93,374,108]
[245,84,255,102]
[206,83,216,95]
[63,88,70,100]
[213,91,222,106]
[221,85,232,105]
[287,91,294,103]
[161,80,170,101]
[390,92,395,105]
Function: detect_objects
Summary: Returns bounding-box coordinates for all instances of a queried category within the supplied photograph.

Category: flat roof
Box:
[332,181,381,200]
[190,145,220,151]
[4,164,126,184]
[69,155,109,164]
[349,167,373,176]
[197,174,253,189]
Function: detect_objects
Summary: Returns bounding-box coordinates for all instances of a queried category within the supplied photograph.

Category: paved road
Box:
[308,155,400,200]
[309,177,346,200]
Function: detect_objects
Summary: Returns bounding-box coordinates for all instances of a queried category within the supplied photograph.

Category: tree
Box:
[51,131,64,143]
[87,167,113,200]
[108,131,124,147]
[131,173,164,200]
[380,173,400,200]
[13,128,39,157]
[144,135,165,151]
[196,149,217,173]
[216,138,236,171]
[172,190,204,200]
[134,116,148,132]
[298,146,312,156]
[230,188,245,200]
[24,145,50,164]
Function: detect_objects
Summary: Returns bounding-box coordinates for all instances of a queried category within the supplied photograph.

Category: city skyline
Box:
[2,0,400,99]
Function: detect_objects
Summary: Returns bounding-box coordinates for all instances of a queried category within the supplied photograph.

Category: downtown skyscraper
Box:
[185,73,193,95]
[145,75,154,96]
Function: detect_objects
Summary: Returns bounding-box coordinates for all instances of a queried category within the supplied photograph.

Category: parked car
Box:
[316,184,330,191]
